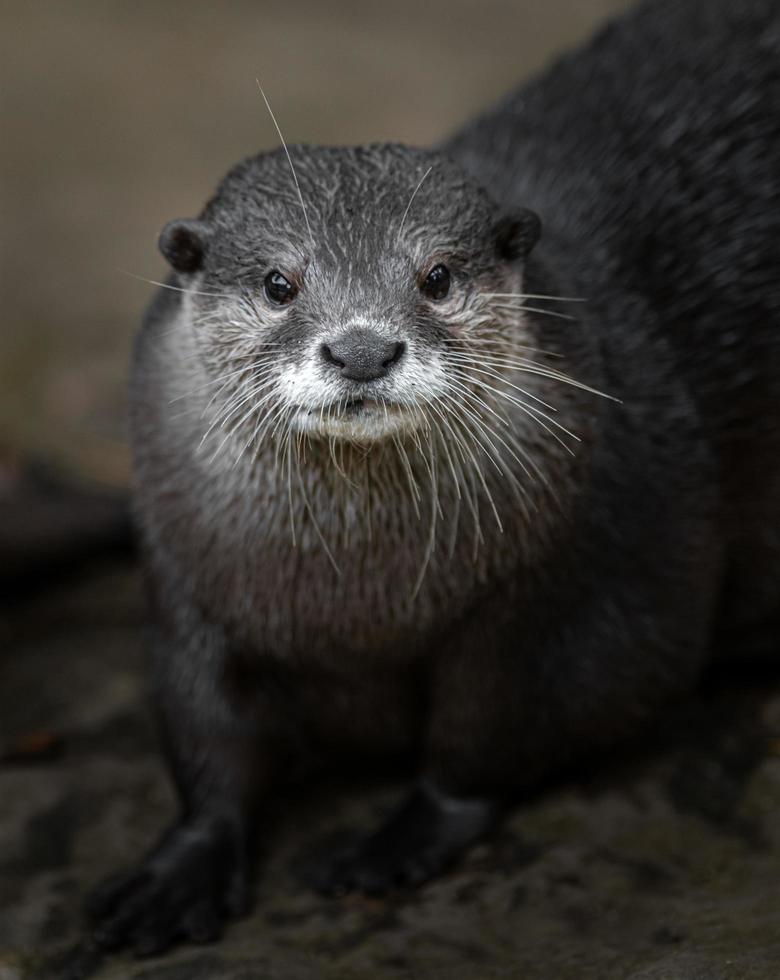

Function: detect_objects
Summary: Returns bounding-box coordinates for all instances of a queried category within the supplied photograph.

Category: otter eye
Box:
[420,263,451,301]
[264,270,296,306]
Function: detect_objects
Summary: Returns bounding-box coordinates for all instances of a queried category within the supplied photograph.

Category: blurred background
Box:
[3,4,779,980]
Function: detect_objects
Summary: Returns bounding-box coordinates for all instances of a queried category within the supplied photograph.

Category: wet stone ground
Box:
[1,562,779,980]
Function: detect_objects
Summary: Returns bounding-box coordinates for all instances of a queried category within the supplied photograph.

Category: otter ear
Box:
[158,218,210,274]
[494,209,541,262]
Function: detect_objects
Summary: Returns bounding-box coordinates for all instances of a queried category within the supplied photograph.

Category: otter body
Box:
[89,0,780,954]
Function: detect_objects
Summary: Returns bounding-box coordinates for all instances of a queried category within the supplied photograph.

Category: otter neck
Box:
[226,423,565,587]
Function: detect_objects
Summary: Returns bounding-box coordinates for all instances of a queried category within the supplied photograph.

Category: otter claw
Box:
[307,783,498,896]
[86,818,250,956]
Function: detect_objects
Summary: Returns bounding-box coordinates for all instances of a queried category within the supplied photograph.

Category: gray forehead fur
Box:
[197,143,501,290]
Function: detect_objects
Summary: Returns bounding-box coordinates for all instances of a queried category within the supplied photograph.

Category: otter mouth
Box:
[303,397,384,419]
[293,397,419,441]
[340,397,378,416]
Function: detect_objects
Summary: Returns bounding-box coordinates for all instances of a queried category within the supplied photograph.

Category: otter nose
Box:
[320,329,405,382]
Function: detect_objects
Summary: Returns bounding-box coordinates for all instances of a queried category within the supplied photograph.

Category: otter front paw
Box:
[310,783,498,896]
[86,816,251,957]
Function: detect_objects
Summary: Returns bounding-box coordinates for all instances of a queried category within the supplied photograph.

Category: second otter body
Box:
[89,0,780,955]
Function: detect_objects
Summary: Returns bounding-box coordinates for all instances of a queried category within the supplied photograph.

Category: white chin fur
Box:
[291,403,421,442]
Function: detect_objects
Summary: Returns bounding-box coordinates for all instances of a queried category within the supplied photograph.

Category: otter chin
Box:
[292,397,425,442]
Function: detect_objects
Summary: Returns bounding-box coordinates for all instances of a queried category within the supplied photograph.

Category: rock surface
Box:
[1,562,779,980]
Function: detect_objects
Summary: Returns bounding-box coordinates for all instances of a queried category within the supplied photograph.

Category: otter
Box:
[86,0,780,958]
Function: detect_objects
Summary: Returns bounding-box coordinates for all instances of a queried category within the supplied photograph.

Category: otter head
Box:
[159,144,540,451]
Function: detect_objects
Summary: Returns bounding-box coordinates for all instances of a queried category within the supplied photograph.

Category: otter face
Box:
[159,144,539,450]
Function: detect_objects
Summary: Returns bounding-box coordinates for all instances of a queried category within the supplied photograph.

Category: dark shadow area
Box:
[2,489,778,980]
[0,456,134,606]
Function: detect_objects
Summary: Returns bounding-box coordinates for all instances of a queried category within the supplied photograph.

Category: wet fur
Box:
[86,0,780,959]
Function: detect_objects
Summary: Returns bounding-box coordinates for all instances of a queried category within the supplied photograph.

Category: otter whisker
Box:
[444,353,561,412]
[291,439,341,574]
[443,373,514,430]
[480,358,615,400]
[441,336,562,357]
[395,436,422,519]
[422,392,489,553]
[448,410,523,525]
[447,351,617,401]
[397,165,433,242]
[206,389,279,464]
[422,400,485,556]
[170,360,276,406]
[283,429,297,549]
[437,392,509,531]
[118,269,235,300]
[273,404,293,473]
[206,375,278,439]
[255,81,314,250]
[452,366,580,453]
[169,370,266,425]
[422,419,445,522]
[481,292,587,303]
[488,303,577,322]
[443,382,539,489]
[465,466,484,560]
[239,405,273,462]
[438,429,467,552]
[236,392,289,464]
[423,402,462,501]
[363,451,374,545]
[328,432,359,487]
[201,363,278,418]
[271,396,299,442]
[410,412,441,599]
[265,400,297,453]
[444,378,552,487]
[204,376,276,440]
